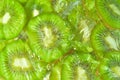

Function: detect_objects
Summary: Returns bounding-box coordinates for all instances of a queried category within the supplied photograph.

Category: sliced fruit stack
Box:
[0,0,120,80]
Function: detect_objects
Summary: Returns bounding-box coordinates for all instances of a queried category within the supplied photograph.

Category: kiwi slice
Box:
[49,63,62,80]
[0,40,6,52]
[0,40,47,80]
[83,0,100,22]
[91,23,120,53]
[72,17,95,52]
[17,0,27,3]
[0,0,26,40]
[25,0,53,19]
[0,77,5,80]
[16,0,28,6]
[67,0,82,27]
[61,52,99,80]
[95,0,120,29]
[0,74,6,80]
[27,13,72,62]
[52,0,68,14]
[52,0,81,17]
[99,51,120,80]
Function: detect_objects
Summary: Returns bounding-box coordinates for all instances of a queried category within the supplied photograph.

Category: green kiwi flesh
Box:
[52,0,69,14]
[91,23,120,52]
[99,51,120,80]
[17,0,27,3]
[27,13,72,62]
[95,0,120,29]
[25,0,53,19]
[83,0,100,21]
[0,0,26,40]
[0,40,47,80]
[67,0,82,27]
[61,53,99,80]
[0,40,6,52]
[73,17,95,52]
[49,63,62,80]
[52,0,81,18]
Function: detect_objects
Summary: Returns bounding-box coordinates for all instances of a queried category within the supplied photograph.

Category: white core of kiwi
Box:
[105,35,118,50]
[2,12,11,24]
[75,67,88,80]
[42,27,56,48]
[111,66,120,77]
[79,20,91,42]
[12,58,31,69]
[109,4,120,16]
[33,9,39,17]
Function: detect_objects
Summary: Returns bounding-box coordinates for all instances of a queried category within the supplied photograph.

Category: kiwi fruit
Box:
[99,51,120,80]
[52,0,83,26]
[0,77,5,80]
[82,0,100,23]
[91,22,120,53]
[0,40,6,52]
[66,0,82,27]
[49,63,62,80]
[0,40,47,80]
[52,0,81,17]
[0,0,26,40]
[61,52,99,80]
[0,73,6,80]
[25,0,53,19]
[17,0,27,3]
[27,13,72,62]
[0,0,119,79]
[16,0,28,6]
[51,0,68,14]
[90,23,108,52]
[95,0,120,29]
[72,17,95,53]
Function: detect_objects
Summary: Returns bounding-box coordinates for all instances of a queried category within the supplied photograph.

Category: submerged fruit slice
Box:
[27,13,72,62]
[0,0,26,40]
[25,0,52,19]
[49,63,62,80]
[73,17,95,52]
[91,23,120,52]
[96,0,120,28]
[0,40,47,80]
[62,53,99,80]
[0,40,6,52]
[17,0,27,3]
[99,51,120,80]
[52,0,82,22]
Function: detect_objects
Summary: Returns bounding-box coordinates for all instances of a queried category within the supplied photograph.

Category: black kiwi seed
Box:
[27,13,72,62]
[0,0,26,40]
[0,40,47,80]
